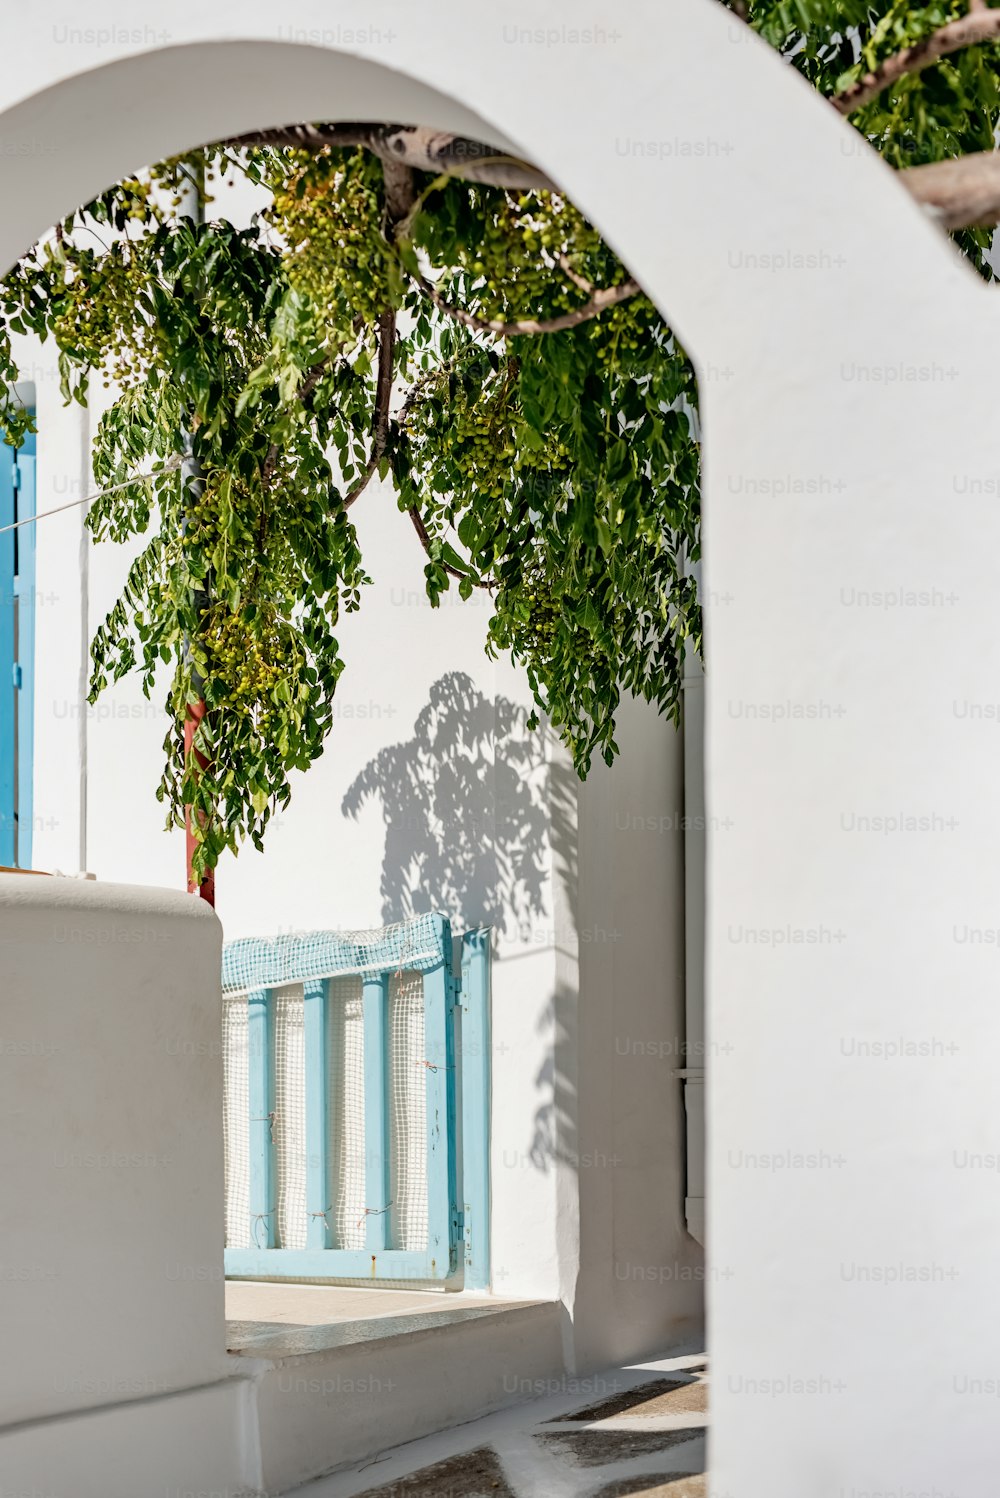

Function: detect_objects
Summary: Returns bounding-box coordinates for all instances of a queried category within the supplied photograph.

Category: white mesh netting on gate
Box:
[222,916,440,1256]
[329,975,367,1251]
[389,968,429,1252]
[221,913,446,996]
[222,992,251,1250]
[274,984,307,1251]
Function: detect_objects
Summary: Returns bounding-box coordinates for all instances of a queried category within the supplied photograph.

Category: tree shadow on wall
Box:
[341,671,552,939]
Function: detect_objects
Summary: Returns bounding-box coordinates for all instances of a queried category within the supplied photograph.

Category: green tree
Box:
[0,5,995,881]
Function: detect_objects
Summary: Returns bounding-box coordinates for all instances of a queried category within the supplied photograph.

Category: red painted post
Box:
[185,700,215,906]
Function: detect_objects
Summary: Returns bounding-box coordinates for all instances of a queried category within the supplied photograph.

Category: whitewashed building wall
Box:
[11,308,701,1341]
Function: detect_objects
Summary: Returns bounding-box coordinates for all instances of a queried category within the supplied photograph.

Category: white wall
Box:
[12,289,698,1347]
[28,338,90,878]
[573,694,703,1368]
[0,871,231,1419]
[16,8,985,1489]
[0,870,262,1498]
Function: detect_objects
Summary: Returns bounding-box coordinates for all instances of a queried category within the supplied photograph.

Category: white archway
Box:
[2,7,1000,1494]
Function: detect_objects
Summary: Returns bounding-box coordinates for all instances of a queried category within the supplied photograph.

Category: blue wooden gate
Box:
[222,913,491,1285]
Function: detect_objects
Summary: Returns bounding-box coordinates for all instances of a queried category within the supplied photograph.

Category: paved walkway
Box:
[290,1351,708,1498]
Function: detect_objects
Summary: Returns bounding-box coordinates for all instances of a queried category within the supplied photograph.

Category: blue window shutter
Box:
[0,416,36,870]
[15,427,35,869]
[0,440,15,867]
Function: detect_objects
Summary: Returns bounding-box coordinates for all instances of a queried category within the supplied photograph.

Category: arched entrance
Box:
[1,8,998,1495]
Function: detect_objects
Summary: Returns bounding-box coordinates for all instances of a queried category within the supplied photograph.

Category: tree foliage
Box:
[744,0,1000,267]
[0,3,995,876]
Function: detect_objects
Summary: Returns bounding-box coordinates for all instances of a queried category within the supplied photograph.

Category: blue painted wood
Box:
[247,987,276,1249]
[362,972,391,1253]
[0,442,15,867]
[14,448,35,869]
[224,912,446,992]
[460,928,492,1290]
[222,913,470,1284]
[303,977,331,1249]
[423,914,458,1277]
[224,1244,450,1281]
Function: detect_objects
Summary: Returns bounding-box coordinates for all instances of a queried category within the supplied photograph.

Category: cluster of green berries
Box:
[270,151,392,330]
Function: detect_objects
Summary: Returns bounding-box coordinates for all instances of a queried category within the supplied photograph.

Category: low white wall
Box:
[15,331,700,1353]
[252,1303,564,1494]
[0,1380,254,1498]
[0,871,233,1421]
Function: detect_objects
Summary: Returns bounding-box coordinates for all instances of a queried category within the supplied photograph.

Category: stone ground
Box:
[292,1352,708,1498]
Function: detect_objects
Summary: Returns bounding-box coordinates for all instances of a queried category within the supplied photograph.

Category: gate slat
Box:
[303,977,331,1249]
[362,972,391,1255]
[423,916,456,1276]
[461,928,491,1290]
[247,986,276,1249]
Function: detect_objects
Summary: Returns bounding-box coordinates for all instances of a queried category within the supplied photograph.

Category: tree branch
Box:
[557,254,595,294]
[369,154,416,465]
[269,353,379,510]
[407,504,460,577]
[373,308,396,458]
[381,158,417,229]
[833,7,1000,115]
[343,450,379,509]
[224,122,557,195]
[406,504,492,588]
[298,356,331,404]
[900,147,1000,229]
[335,322,392,511]
[410,270,642,338]
[259,357,335,501]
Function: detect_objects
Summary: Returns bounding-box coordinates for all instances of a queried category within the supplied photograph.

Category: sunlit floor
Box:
[286,1350,708,1498]
[225,1279,525,1356]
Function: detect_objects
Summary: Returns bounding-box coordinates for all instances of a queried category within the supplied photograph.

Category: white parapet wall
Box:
[0,871,253,1494]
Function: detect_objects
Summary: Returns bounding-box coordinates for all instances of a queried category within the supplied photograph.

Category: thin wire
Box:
[0,453,182,536]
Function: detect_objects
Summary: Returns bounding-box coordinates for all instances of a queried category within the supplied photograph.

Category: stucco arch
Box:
[2,7,1000,1495]
[0,3,987,355]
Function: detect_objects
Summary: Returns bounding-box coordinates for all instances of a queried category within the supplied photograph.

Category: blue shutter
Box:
[14,426,35,868]
[0,417,36,870]
[0,441,14,866]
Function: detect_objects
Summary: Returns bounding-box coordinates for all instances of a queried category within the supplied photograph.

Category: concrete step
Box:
[232,1297,565,1495]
